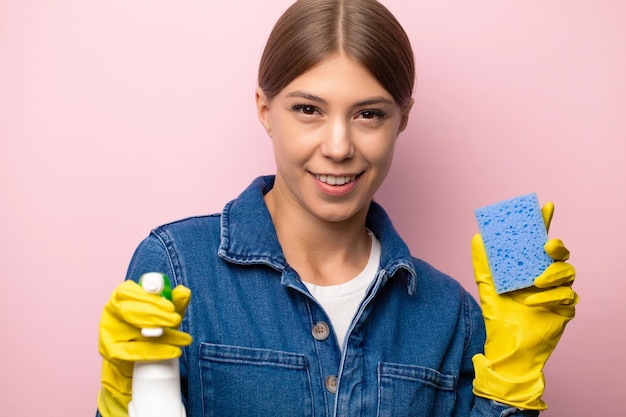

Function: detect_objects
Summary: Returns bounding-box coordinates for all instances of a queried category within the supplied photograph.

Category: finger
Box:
[541,201,554,233]
[471,233,500,314]
[109,281,181,328]
[113,300,182,329]
[171,285,191,316]
[534,262,576,288]
[133,328,192,347]
[471,233,492,284]
[525,286,579,311]
[544,238,570,261]
[155,328,193,347]
[114,281,177,311]
[101,318,191,346]
[107,341,184,362]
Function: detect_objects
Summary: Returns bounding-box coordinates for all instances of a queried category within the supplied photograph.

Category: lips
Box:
[315,174,357,186]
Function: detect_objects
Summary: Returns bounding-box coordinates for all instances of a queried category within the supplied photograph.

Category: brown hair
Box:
[258,0,415,108]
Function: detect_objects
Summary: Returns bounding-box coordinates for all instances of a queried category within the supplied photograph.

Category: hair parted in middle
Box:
[258,0,415,108]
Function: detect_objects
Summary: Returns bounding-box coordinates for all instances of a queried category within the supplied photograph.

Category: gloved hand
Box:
[471,202,579,410]
[97,280,192,417]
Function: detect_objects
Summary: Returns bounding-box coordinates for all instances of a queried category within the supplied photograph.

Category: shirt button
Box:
[325,375,338,394]
[311,321,330,341]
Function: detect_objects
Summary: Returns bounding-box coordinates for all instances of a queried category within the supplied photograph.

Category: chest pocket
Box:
[199,343,314,417]
[376,362,457,417]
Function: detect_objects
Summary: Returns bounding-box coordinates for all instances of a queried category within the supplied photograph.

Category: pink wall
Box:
[1,1,624,415]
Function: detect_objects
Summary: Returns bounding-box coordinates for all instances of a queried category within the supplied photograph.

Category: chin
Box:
[312,203,369,225]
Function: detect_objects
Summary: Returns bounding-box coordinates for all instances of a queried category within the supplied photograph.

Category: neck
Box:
[264,188,372,286]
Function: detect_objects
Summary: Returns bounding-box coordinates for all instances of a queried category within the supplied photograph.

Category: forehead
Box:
[278,54,393,103]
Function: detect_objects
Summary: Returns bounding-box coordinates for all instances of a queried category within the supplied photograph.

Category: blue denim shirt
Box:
[97,176,539,417]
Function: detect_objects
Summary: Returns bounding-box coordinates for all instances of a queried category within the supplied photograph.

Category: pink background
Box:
[1,1,624,415]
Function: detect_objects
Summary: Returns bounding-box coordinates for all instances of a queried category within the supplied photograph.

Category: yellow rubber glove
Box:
[471,202,579,410]
[97,280,192,417]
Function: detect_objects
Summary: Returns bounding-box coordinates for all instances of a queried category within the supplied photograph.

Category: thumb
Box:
[544,238,570,262]
[471,233,492,285]
[171,285,191,317]
[471,233,500,316]
[541,202,554,233]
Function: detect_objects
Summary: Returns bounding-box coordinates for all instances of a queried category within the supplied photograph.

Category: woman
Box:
[97,1,577,416]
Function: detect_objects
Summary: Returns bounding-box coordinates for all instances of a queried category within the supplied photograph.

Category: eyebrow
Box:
[285,91,395,107]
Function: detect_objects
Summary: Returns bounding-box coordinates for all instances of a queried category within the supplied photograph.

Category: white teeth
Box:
[316,174,356,186]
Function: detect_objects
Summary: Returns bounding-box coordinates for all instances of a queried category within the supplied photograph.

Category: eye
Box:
[292,103,321,116]
[357,109,386,120]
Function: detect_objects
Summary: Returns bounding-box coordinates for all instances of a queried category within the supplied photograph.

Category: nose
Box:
[320,118,354,161]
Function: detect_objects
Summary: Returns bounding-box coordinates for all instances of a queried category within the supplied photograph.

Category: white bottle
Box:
[128,272,187,417]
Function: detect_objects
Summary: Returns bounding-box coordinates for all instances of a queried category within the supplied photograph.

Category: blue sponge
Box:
[474,193,553,294]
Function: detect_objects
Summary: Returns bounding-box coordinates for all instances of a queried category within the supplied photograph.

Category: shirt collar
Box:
[218,175,417,294]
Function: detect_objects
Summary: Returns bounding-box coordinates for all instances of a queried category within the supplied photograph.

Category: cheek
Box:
[362,134,398,187]
[270,117,315,158]
[371,142,397,189]
[268,115,291,151]
[363,133,398,168]
[269,121,307,171]
[376,146,396,182]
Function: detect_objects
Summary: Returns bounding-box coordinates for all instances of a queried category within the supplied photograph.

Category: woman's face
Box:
[256,53,412,225]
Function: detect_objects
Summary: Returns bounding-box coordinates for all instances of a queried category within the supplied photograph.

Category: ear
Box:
[255,87,272,136]
[398,98,414,133]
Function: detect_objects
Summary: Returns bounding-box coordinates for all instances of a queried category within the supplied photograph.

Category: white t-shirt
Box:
[303,231,381,349]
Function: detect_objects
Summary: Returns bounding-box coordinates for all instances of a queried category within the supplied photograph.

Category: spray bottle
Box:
[128,272,187,417]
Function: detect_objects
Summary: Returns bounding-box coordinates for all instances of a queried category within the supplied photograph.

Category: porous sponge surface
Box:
[475,193,553,294]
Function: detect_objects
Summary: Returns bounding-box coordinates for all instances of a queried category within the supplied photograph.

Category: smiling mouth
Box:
[315,174,358,186]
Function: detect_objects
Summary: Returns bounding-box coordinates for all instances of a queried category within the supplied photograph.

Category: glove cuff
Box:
[98,387,130,417]
[472,354,547,411]
[99,359,132,417]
